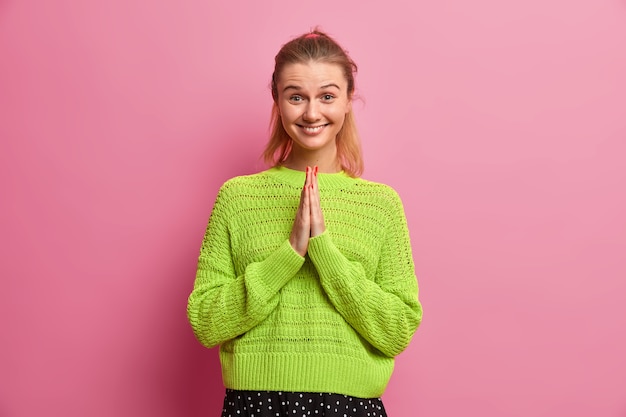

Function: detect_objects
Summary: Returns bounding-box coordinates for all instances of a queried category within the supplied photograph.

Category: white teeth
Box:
[303,125,324,133]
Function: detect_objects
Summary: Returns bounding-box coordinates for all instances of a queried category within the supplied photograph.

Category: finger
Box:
[309,167,325,237]
[309,181,320,216]
[291,170,311,256]
[298,166,311,207]
[312,166,322,200]
[302,177,311,212]
[309,201,325,237]
[305,166,312,189]
[299,169,311,227]
[301,180,312,241]
[308,165,317,199]
[298,171,311,226]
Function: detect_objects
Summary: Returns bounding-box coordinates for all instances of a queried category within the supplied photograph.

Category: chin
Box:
[293,137,335,151]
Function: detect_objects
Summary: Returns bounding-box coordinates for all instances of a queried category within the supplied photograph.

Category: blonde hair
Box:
[263,29,363,177]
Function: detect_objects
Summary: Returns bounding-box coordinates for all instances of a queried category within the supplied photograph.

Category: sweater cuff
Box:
[307,232,349,278]
[250,239,305,296]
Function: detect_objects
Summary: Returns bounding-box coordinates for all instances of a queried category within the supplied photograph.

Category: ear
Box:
[345,98,352,114]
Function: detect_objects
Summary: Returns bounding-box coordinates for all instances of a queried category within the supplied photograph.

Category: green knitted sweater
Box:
[187,166,422,398]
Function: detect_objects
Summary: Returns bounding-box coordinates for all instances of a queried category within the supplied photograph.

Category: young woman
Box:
[187,29,423,417]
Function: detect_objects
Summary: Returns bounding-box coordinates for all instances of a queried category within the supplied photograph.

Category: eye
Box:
[289,95,303,103]
[321,94,335,101]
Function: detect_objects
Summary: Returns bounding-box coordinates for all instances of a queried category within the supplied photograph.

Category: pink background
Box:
[1,0,625,416]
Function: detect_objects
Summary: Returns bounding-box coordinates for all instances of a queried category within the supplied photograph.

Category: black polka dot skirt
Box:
[221,389,388,417]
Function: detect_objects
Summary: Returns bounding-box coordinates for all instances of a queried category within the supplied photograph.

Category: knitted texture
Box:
[187,166,422,398]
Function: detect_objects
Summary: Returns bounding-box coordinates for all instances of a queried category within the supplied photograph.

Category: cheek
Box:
[278,102,297,122]
[331,99,351,119]
[279,106,298,134]
[331,106,349,122]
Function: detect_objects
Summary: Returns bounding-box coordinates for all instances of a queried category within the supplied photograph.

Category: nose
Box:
[303,101,321,122]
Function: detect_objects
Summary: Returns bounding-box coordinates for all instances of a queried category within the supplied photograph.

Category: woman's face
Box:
[276,61,352,156]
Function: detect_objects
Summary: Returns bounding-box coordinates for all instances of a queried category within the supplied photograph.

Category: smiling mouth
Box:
[298,124,328,134]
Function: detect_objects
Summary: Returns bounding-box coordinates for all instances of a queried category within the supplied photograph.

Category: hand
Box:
[308,166,325,238]
[289,166,325,256]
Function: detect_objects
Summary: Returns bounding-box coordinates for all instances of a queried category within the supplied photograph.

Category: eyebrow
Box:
[282,83,342,93]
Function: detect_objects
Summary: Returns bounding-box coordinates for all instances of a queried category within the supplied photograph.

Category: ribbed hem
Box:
[307,232,349,280]
[220,351,394,398]
[250,239,305,296]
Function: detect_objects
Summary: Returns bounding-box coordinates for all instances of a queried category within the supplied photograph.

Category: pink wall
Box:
[1,0,625,416]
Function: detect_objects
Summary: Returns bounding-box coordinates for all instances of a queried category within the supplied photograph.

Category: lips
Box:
[298,124,328,135]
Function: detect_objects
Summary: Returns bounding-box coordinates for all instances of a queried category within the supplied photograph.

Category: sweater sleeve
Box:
[187,184,305,349]
[307,189,422,358]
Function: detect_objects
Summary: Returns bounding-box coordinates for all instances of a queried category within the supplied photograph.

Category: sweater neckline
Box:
[265,166,356,188]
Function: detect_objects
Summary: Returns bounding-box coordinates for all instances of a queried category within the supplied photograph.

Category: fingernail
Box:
[314,166,318,176]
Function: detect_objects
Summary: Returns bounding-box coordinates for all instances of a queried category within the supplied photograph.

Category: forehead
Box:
[277,62,347,88]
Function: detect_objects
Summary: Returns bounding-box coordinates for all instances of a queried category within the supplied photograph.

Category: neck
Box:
[283,145,342,173]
